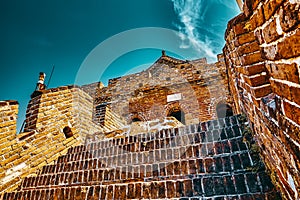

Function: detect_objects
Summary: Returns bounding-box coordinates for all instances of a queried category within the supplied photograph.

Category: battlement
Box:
[0,86,105,193]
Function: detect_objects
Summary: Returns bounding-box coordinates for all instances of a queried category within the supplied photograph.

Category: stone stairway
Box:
[2,115,281,199]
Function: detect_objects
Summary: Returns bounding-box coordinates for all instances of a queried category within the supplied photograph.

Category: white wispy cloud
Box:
[171,0,217,61]
[171,0,240,62]
[213,0,240,12]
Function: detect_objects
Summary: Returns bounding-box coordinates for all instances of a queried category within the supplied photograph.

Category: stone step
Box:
[54,137,248,167]
[85,125,243,153]
[2,115,281,199]
[58,127,245,165]
[6,171,280,200]
[41,144,252,175]
[25,151,255,189]
[67,115,244,155]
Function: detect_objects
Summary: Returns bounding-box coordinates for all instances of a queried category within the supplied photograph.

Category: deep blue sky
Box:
[0,0,239,131]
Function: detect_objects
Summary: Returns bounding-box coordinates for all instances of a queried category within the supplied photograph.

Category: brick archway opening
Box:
[167,107,185,124]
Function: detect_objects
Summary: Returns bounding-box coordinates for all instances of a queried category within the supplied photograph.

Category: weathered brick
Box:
[283,100,300,124]
[175,181,184,197]
[263,0,284,21]
[114,185,120,199]
[243,73,270,87]
[266,62,299,84]
[235,174,247,193]
[289,85,300,106]
[262,44,279,60]
[142,183,151,199]
[235,31,256,46]
[243,63,267,76]
[166,181,175,198]
[250,84,272,98]
[262,18,281,43]
[277,27,300,59]
[249,5,265,28]
[242,51,264,66]
[238,41,260,55]
[182,180,192,197]
[279,3,300,32]
[203,177,214,196]
[270,79,292,100]
[135,183,142,199]
[158,182,166,198]
[127,183,134,199]
[214,177,225,195]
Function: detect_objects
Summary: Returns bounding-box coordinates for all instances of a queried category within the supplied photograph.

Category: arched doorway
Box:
[168,107,185,124]
[130,113,144,123]
[216,103,233,118]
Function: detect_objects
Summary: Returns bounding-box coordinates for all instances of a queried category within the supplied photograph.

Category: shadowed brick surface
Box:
[224,0,300,199]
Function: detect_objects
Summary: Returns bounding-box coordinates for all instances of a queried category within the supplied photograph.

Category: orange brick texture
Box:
[0,86,102,194]
[223,0,300,199]
[2,115,280,199]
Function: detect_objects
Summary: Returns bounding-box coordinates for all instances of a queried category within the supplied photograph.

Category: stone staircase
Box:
[2,115,281,199]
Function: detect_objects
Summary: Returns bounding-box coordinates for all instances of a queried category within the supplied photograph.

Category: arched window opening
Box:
[132,117,142,122]
[63,126,73,138]
[216,103,233,118]
[168,108,185,124]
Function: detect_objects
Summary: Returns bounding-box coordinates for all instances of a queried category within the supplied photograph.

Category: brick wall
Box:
[0,86,102,193]
[223,0,300,199]
[81,82,104,99]
[95,54,233,125]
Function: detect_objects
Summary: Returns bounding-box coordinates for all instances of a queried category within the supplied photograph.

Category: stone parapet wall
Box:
[0,100,18,142]
[223,0,300,199]
[0,86,102,193]
[24,86,103,142]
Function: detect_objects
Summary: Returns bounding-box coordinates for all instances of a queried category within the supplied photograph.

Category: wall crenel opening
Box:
[63,126,73,138]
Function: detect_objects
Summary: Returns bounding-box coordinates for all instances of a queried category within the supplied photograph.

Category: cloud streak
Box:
[171,0,217,62]
[170,0,240,62]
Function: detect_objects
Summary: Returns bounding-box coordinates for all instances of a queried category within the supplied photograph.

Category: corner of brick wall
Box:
[223,0,300,199]
[0,100,22,192]
[0,86,103,193]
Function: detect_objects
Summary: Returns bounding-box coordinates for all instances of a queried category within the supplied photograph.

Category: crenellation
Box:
[0,85,105,193]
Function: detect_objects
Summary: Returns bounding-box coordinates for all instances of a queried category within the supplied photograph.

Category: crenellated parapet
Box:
[0,84,103,193]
